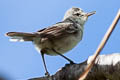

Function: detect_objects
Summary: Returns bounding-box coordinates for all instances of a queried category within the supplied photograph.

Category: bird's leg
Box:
[52,49,75,64]
[41,51,50,77]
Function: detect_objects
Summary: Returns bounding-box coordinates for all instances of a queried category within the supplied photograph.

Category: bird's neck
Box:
[63,18,85,27]
[63,18,84,29]
[63,18,84,31]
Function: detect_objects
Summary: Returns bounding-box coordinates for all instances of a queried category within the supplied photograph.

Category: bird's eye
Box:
[75,13,80,16]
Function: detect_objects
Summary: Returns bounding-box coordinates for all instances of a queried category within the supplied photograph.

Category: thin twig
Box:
[79,9,120,80]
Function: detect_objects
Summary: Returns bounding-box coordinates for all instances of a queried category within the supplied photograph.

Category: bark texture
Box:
[29,53,120,80]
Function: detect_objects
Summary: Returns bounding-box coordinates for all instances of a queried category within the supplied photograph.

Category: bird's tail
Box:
[6,32,37,42]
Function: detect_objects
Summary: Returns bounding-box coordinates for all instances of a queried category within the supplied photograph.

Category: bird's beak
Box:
[86,11,96,17]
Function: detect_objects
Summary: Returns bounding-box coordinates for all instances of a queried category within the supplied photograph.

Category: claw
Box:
[70,61,75,64]
[45,72,50,77]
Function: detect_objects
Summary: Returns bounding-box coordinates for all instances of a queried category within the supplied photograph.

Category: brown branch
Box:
[79,9,120,80]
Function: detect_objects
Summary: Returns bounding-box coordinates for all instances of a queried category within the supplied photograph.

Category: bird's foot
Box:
[70,61,75,64]
[45,72,50,77]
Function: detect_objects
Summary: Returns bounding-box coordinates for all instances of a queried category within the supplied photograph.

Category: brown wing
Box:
[36,22,78,40]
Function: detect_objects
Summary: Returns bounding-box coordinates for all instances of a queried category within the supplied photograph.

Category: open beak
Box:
[86,11,96,17]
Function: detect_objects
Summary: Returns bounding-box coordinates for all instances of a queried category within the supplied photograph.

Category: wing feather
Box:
[36,22,78,40]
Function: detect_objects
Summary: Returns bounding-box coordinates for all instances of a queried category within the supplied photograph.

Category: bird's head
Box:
[63,7,96,26]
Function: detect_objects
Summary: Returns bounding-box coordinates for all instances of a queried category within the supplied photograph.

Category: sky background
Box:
[0,0,120,80]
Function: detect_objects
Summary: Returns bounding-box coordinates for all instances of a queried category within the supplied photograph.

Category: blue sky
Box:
[0,0,120,79]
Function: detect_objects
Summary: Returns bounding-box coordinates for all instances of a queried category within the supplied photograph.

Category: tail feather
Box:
[6,32,36,42]
[9,37,25,42]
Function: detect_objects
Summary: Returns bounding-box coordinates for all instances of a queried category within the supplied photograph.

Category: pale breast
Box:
[53,29,83,54]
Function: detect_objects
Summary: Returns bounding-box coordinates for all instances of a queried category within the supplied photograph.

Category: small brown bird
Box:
[6,7,95,76]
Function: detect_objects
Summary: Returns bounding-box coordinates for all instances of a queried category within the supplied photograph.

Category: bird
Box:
[6,7,96,76]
